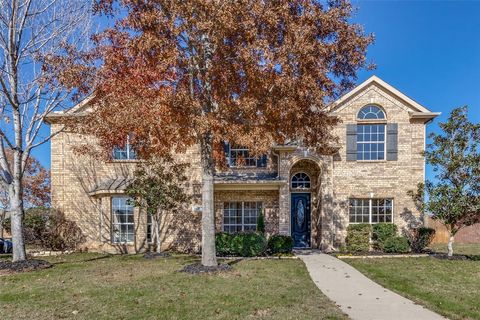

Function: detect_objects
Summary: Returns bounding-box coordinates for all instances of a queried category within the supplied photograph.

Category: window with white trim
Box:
[228,145,267,167]
[291,172,311,189]
[349,198,393,224]
[113,136,137,160]
[358,105,386,120]
[111,197,135,243]
[357,124,386,161]
[223,201,262,233]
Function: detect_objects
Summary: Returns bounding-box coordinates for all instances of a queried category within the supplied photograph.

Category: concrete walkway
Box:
[297,252,446,320]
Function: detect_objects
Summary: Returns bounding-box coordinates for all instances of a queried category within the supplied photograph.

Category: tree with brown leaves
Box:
[68,0,373,266]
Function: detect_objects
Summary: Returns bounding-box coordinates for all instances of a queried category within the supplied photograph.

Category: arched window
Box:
[291,172,311,189]
[357,105,386,120]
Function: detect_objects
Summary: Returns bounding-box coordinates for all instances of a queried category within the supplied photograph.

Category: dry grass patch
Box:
[0,253,346,320]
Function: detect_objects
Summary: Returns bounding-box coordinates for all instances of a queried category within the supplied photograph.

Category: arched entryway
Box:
[289,159,321,248]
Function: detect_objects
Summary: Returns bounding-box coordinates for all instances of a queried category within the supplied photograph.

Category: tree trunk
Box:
[10,184,26,261]
[447,234,454,257]
[200,133,217,266]
[155,213,161,254]
[0,209,4,238]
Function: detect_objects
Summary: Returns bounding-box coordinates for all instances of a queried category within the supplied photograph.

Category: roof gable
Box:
[328,75,434,114]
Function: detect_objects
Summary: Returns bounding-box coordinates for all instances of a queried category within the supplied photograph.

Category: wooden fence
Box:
[425,217,480,244]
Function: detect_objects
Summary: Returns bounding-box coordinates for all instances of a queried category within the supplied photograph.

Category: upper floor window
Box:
[357,124,385,161]
[358,105,385,120]
[112,136,137,160]
[291,172,311,189]
[226,143,267,168]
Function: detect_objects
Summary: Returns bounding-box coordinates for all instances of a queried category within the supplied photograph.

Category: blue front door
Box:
[291,193,311,248]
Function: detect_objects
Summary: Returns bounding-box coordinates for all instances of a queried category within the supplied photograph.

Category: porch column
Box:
[278,150,291,235]
[279,184,290,235]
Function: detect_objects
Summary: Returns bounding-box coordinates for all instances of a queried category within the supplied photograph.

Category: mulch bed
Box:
[0,259,52,275]
[180,263,232,274]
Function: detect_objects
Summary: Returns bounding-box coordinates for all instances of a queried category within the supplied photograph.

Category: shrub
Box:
[267,235,294,254]
[383,236,410,253]
[406,227,435,253]
[231,232,267,257]
[215,232,267,257]
[346,224,372,253]
[257,210,265,234]
[3,207,85,251]
[215,232,234,256]
[372,223,398,250]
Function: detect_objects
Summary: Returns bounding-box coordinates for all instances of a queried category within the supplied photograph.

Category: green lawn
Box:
[431,243,480,255]
[346,257,480,320]
[0,253,346,320]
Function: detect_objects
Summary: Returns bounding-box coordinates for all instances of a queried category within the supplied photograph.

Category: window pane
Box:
[223,201,261,233]
[357,124,386,161]
[349,198,393,225]
[112,197,135,243]
[229,146,266,168]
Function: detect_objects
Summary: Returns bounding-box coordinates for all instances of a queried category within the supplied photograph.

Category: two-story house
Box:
[46,76,439,253]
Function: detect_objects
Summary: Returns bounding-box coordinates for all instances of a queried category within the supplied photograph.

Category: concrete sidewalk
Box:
[297,252,446,320]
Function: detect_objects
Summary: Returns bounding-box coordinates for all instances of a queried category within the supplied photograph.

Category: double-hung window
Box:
[223,201,262,233]
[113,136,137,160]
[357,124,386,160]
[349,198,393,224]
[111,197,135,243]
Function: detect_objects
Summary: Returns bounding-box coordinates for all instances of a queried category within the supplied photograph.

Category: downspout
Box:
[422,118,433,226]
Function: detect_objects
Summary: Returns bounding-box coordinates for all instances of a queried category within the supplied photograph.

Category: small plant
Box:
[406,227,436,253]
[267,235,294,254]
[372,223,398,250]
[383,236,410,253]
[257,210,266,234]
[346,224,372,253]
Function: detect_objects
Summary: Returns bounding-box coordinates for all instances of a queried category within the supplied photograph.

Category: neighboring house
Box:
[46,76,440,253]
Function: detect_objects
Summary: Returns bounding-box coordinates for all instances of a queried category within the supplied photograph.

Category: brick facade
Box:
[49,76,438,253]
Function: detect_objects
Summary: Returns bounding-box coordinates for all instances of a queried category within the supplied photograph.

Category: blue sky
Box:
[34,1,480,182]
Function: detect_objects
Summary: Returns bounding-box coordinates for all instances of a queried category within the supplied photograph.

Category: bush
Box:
[267,235,294,254]
[346,224,372,253]
[231,232,267,257]
[372,223,398,250]
[383,236,410,253]
[215,232,267,257]
[405,227,435,253]
[215,232,234,256]
[4,207,85,251]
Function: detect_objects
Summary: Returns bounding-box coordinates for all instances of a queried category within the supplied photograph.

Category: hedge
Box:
[346,224,372,253]
[267,235,294,254]
[372,223,398,250]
